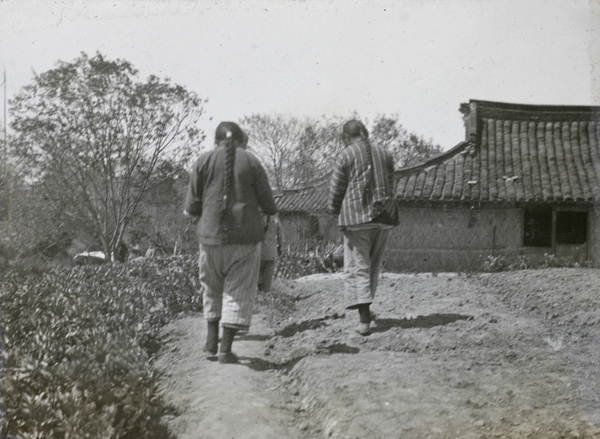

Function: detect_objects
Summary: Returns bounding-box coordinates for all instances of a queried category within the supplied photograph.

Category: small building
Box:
[390,100,599,271]
[274,183,339,251]
[274,99,600,272]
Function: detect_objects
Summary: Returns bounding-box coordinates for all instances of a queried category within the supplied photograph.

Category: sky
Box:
[1,0,598,150]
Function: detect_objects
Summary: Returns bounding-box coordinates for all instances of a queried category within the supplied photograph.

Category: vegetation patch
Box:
[1,255,202,439]
[482,254,596,272]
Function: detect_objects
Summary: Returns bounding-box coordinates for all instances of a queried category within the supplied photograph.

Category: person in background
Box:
[328,120,397,336]
[258,213,281,292]
[184,121,277,364]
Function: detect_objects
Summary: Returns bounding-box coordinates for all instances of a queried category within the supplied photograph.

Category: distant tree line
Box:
[0,52,441,270]
[240,113,442,191]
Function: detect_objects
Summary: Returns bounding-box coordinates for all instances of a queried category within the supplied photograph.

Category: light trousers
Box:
[199,242,261,330]
[343,227,392,309]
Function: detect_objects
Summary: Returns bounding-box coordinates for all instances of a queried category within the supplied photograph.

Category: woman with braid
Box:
[328,120,397,336]
[184,121,277,364]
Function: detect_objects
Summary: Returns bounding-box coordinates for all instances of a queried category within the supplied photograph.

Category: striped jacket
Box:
[328,139,395,227]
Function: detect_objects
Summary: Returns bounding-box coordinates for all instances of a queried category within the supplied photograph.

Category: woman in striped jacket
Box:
[328,120,396,336]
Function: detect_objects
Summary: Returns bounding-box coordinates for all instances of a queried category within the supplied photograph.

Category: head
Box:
[342,120,369,146]
[215,121,245,146]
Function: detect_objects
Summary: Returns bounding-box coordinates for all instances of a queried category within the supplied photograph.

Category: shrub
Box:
[542,253,594,269]
[275,240,342,279]
[482,255,531,272]
[483,253,595,272]
[482,255,509,272]
[1,255,201,439]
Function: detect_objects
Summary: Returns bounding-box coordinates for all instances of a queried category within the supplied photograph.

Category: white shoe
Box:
[355,323,371,336]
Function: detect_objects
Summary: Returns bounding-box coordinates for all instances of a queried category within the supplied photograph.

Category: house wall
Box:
[279,212,340,251]
[280,203,599,272]
[279,213,315,248]
[318,215,342,242]
[385,204,600,272]
[590,204,600,265]
[384,206,523,272]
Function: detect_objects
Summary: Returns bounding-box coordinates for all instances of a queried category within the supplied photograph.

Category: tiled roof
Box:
[395,100,600,203]
[275,183,329,213]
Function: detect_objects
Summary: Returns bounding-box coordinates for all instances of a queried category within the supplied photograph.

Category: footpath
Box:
[156,270,600,439]
[155,315,314,439]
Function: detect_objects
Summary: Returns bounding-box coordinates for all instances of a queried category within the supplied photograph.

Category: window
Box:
[556,211,587,244]
[524,206,552,247]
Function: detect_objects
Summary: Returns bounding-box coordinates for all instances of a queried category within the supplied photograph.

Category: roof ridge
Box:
[471,99,600,113]
[394,141,472,177]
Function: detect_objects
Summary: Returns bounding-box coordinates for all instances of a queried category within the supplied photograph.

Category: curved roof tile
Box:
[394,100,600,203]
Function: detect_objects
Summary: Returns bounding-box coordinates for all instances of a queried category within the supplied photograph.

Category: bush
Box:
[483,253,595,272]
[275,240,343,279]
[1,255,202,439]
[541,253,594,269]
[482,255,530,272]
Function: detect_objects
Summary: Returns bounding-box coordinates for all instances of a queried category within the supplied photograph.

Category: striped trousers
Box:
[199,242,261,330]
[343,227,392,309]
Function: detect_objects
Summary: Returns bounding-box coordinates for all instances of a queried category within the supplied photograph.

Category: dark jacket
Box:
[184,146,277,245]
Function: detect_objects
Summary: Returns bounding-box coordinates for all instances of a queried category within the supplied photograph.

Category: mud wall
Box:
[281,203,599,272]
[279,212,340,248]
[384,206,522,272]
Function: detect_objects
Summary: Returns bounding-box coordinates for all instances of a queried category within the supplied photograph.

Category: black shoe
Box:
[203,343,218,356]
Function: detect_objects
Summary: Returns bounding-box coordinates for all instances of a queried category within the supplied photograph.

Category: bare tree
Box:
[241,113,442,190]
[240,114,345,190]
[370,114,442,168]
[9,52,206,261]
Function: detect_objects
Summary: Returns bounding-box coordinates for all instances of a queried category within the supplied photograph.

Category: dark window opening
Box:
[556,211,587,244]
[524,206,552,247]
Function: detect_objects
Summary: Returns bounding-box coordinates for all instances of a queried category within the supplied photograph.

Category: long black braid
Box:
[215,122,244,220]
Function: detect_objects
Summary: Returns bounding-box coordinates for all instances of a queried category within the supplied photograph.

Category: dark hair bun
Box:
[215,121,245,143]
[342,120,369,139]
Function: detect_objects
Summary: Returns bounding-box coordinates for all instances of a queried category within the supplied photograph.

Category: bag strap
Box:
[364,141,376,200]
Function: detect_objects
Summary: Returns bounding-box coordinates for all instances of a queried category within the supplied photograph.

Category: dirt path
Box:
[156,315,316,439]
[157,269,600,439]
